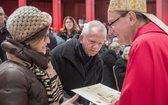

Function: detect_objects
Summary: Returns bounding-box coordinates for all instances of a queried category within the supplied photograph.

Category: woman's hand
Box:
[61,94,79,105]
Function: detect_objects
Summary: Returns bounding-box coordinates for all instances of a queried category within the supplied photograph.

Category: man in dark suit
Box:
[51,20,107,105]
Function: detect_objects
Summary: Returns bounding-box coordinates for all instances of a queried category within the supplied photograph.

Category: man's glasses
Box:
[108,12,128,28]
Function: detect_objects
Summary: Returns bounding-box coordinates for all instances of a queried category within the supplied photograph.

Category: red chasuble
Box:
[116,22,168,105]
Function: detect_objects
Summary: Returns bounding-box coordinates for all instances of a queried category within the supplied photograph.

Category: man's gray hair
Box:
[81,20,107,37]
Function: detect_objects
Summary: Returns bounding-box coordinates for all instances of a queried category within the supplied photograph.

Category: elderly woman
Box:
[0,6,78,105]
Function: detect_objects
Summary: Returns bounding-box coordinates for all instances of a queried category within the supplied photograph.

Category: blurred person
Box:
[51,20,107,105]
[101,42,120,89]
[57,16,80,41]
[108,42,121,57]
[50,27,65,46]
[112,37,119,43]
[42,12,64,50]
[99,38,109,54]
[47,30,58,50]
[0,6,10,62]
[41,12,58,50]
[113,46,131,91]
[0,6,5,28]
[0,6,78,105]
[107,0,168,105]
[112,37,125,57]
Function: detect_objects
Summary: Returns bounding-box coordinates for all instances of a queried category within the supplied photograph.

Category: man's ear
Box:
[79,35,84,44]
[127,11,137,26]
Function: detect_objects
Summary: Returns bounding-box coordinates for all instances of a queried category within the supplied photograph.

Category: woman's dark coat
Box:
[0,39,49,105]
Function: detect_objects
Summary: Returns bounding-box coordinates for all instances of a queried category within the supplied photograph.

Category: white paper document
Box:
[72,83,120,105]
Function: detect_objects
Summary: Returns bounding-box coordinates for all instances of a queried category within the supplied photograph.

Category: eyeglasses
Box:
[43,34,49,41]
[108,12,128,29]
[65,21,72,24]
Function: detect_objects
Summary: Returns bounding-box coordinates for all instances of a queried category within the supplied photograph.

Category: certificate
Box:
[72,83,120,105]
